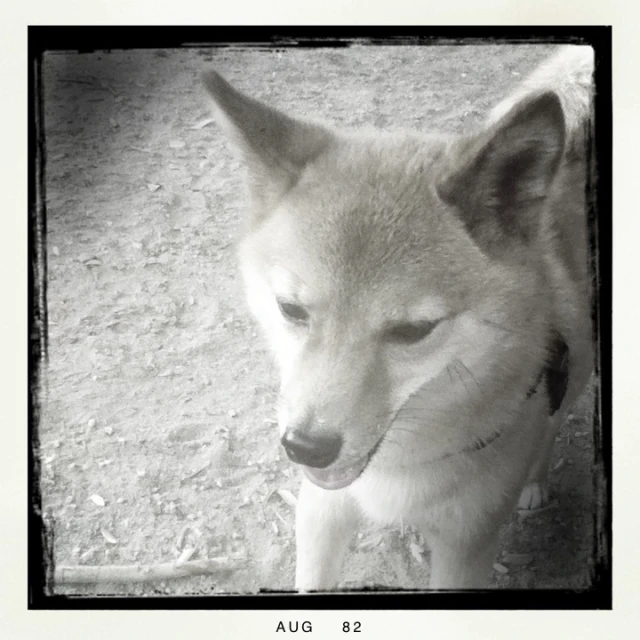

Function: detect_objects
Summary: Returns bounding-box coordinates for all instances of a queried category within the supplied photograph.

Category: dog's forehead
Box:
[244,139,487,319]
[260,135,480,300]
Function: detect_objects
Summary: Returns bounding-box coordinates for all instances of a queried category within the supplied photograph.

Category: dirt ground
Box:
[39,43,599,596]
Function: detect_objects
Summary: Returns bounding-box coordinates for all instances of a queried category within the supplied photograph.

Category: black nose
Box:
[280,429,343,468]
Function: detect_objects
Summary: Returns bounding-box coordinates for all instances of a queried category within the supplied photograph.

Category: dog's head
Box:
[203,70,565,490]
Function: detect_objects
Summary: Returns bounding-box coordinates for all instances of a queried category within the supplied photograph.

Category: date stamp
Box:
[274,620,362,633]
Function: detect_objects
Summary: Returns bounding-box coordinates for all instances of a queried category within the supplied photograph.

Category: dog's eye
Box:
[385,321,436,344]
[277,299,310,325]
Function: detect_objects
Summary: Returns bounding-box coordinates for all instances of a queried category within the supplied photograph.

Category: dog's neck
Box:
[450,330,570,459]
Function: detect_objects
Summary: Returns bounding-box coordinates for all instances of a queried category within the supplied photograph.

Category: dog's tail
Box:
[488,46,594,156]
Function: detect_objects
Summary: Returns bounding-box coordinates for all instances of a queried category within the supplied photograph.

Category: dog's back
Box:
[489,46,593,151]
[492,46,595,408]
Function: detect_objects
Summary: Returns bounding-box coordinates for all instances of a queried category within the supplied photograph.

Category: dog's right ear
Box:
[437,91,566,255]
[202,71,335,216]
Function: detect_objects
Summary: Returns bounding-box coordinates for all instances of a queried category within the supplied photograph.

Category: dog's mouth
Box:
[300,436,385,490]
[301,456,370,490]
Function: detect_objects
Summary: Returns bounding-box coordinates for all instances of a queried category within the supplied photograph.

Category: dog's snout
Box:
[280,428,343,468]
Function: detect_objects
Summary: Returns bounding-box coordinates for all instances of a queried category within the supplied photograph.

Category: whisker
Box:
[446,365,455,386]
[453,358,482,394]
[451,361,471,397]
[478,317,519,335]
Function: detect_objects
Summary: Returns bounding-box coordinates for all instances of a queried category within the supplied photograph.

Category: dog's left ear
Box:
[437,91,566,253]
[202,70,335,219]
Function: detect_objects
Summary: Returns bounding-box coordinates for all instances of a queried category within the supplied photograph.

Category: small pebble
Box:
[493,562,509,574]
[409,542,424,563]
[100,527,118,544]
[89,494,105,507]
[104,426,114,435]
[87,418,96,428]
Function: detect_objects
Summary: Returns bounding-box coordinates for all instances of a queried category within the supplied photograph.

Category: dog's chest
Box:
[348,414,544,531]
[349,466,455,526]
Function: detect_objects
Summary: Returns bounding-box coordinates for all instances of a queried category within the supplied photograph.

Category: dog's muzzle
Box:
[280,427,379,491]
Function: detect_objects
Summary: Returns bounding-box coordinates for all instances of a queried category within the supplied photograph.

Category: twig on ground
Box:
[179,461,211,485]
[54,556,242,585]
[58,76,118,97]
[516,499,559,519]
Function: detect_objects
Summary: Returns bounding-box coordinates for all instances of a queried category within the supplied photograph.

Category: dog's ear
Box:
[437,91,565,254]
[202,71,334,216]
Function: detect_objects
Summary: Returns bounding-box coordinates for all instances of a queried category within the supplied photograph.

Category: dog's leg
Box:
[518,413,562,510]
[295,477,360,591]
[426,531,500,590]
